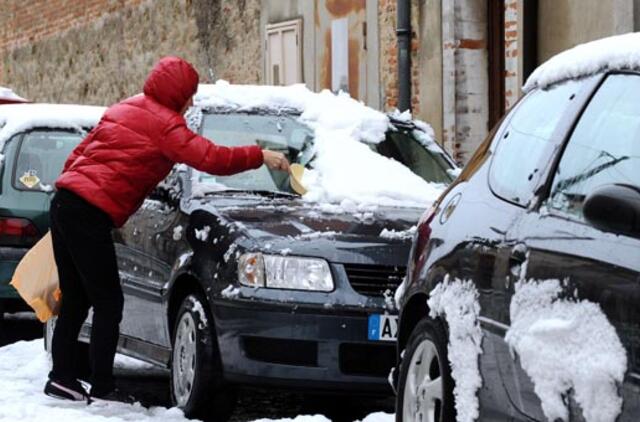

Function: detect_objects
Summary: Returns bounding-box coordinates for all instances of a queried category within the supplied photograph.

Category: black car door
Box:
[459,76,598,420]
[507,73,640,420]
[116,168,187,358]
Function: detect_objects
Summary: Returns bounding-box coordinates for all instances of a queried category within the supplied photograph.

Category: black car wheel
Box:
[170,293,236,421]
[396,318,455,422]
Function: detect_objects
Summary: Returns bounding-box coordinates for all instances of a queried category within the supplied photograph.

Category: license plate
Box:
[368,314,398,341]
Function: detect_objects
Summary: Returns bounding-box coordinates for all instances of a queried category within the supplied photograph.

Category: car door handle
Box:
[507,243,529,287]
[509,243,528,264]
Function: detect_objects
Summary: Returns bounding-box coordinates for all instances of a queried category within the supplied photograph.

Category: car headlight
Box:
[238,253,334,292]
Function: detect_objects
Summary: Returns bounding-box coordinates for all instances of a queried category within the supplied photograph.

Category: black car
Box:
[47,103,456,419]
[395,69,640,421]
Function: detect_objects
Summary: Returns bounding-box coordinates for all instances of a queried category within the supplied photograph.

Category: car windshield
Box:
[199,113,313,193]
[13,130,83,191]
[198,112,453,193]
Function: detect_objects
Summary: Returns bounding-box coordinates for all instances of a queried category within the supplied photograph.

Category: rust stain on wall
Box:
[348,37,360,99]
[314,0,320,27]
[458,38,486,50]
[321,28,332,89]
[325,0,365,17]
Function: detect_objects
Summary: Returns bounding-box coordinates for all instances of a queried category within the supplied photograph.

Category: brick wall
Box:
[377,0,420,114]
[504,0,519,110]
[0,0,261,106]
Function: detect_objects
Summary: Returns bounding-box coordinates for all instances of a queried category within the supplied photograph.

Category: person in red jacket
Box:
[44,57,289,404]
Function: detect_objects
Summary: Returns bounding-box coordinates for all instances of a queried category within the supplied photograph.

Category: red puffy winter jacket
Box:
[56,57,263,227]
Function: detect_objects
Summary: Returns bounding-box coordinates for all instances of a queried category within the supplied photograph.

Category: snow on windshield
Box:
[195,81,445,208]
[524,32,640,92]
[0,104,105,162]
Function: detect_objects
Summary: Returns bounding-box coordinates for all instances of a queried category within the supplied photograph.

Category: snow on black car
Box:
[46,82,457,420]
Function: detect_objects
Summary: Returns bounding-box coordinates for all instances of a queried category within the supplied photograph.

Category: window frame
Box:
[487,73,604,209]
[537,70,640,225]
[11,128,84,193]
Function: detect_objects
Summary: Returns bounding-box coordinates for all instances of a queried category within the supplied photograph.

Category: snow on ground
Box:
[524,32,640,92]
[0,339,191,422]
[251,417,330,422]
[427,275,483,422]
[195,81,445,209]
[0,103,105,158]
[355,412,394,422]
[0,339,393,422]
[252,412,393,422]
[505,279,627,422]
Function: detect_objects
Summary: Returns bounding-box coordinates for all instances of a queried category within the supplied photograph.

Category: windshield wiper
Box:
[555,153,630,192]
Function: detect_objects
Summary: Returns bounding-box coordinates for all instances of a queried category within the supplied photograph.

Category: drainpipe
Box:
[397,0,412,112]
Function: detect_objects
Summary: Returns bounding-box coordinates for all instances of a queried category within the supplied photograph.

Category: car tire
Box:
[396,317,456,422]
[170,293,236,421]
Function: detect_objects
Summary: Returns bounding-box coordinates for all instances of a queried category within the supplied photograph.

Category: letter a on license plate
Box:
[368,314,398,341]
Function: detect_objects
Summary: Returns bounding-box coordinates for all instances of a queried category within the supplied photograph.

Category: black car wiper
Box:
[555,154,630,192]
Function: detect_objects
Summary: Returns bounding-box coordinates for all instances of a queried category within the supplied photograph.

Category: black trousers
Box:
[49,188,123,395]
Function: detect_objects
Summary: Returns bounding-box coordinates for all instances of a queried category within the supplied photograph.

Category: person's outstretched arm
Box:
[158,116,265,175]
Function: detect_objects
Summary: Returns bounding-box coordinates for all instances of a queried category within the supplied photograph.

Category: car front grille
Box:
[344,264,406,298]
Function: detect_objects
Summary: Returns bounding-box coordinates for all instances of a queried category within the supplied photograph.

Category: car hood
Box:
[188,193,424,266]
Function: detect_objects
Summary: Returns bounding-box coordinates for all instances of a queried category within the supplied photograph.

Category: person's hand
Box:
[262,150,290,172]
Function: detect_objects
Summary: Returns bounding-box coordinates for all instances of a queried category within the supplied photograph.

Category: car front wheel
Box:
[170,293,236,421]
[396,318,455,422]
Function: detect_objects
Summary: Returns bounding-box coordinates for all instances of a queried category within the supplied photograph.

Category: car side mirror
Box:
[583,184,640,238]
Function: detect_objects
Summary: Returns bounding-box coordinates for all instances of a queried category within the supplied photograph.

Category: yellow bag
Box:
[10,231,61,322]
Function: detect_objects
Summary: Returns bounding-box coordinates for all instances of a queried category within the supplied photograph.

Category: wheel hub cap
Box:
[172,312,197,406]
[403,339,443,422]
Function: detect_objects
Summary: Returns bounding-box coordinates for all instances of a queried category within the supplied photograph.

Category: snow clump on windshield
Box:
[195,81,445,208]
[427,275,483,422]
[524,32,640,92]
[505,279,627,422]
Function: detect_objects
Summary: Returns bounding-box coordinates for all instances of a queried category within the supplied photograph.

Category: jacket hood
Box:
[143,56,199,112]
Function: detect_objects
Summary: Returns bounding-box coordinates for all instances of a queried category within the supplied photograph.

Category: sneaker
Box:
[44,379,91,403]
[90,388,136,405]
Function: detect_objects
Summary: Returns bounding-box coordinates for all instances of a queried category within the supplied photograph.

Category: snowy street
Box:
[0,314,394,422]
[0,313,395,422]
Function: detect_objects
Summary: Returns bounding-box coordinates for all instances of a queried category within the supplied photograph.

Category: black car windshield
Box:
[199,113,313,192]
[13,130,83,191]
[199,112,453,193]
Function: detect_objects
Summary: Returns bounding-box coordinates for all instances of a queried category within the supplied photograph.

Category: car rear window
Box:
[13,130,83,191]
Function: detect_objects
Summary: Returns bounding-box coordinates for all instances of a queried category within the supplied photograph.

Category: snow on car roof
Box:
[0,103,105,156]
[524,32,640,92]
[0,86,27,103]
[195,81,445,209]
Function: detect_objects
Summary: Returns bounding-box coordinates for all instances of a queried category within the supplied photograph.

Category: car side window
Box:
[373,130,454,185]
[548,74,640,220]
[489,79,584,206]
